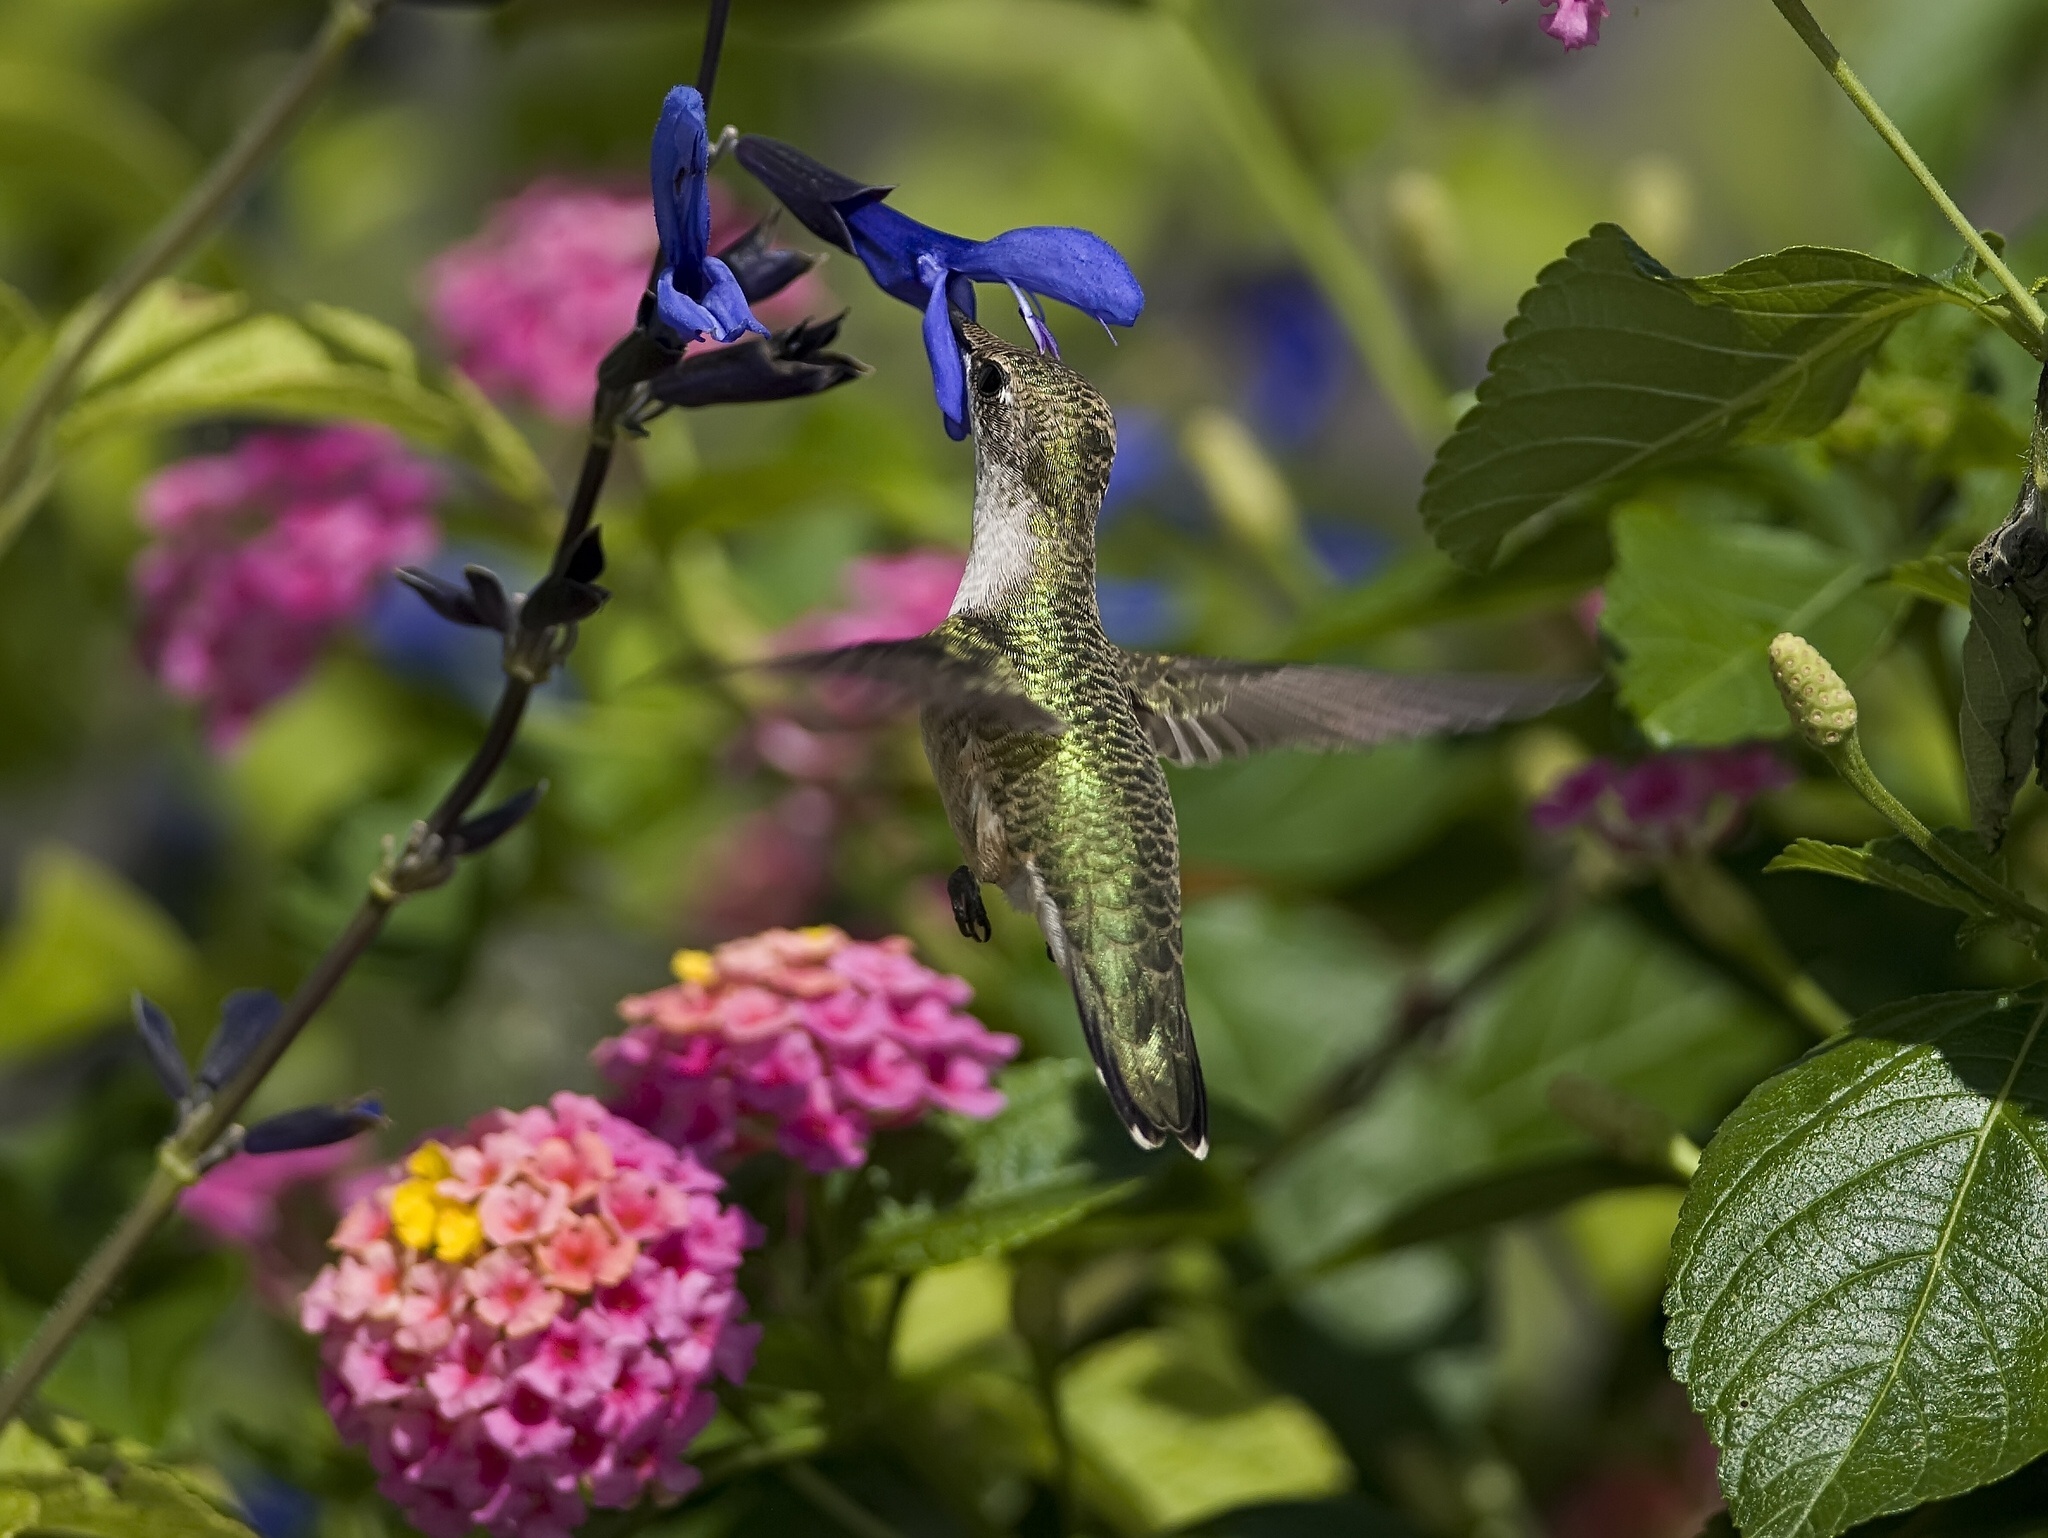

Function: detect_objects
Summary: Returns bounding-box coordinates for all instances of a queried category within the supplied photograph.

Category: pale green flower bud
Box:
[1769,633,1857,749]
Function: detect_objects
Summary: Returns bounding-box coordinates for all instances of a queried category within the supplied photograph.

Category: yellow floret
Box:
[434,1203,483,1263]
[389,1179,441,1251]
[671,949,717,986]
[406,1141,452,1182]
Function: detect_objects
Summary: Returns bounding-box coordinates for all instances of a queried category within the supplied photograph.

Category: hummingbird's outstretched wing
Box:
[757,631,1067,734]
[1121,653,1592,767]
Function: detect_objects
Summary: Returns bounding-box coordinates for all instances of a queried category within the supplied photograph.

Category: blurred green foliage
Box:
[0,1,2047,1537]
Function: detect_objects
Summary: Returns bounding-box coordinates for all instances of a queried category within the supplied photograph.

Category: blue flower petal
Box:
[955,227,1144,328]
[700,256,770,340]
[922,274,969,440]
[651,86,711,273]
[844,201,977,310]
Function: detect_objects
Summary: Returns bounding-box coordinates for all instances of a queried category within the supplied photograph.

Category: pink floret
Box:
[597,926,1019,1173]
[300,1093,756,1538]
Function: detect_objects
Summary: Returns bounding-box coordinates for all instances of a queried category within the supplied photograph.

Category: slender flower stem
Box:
[1769,0,2047,343]
[696,0,734,106]
[1659,856,1850,1040]
[1825,732,2048,931]
[781,1463,907,1538]
[0,0,393,538]
[1163,0,1455,449]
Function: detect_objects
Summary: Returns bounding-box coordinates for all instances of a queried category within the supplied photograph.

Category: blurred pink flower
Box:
[133,426,441,751]
[1545,0,1607,48]
[302,1094,756,1538]
[777,550,965,652]
[693,786,837,940]
[596,925,1018,1173]
[425,179,827,422]
[184,1138,379,1310]
[1532,746,1793,865]
[1506,0,1607,49]
[185,1140,368,1249]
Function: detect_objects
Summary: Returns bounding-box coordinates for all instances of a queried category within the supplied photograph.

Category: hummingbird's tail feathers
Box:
[1123,652,1595,766]
[754,632,1066,735]
[1062,944,1209,1160]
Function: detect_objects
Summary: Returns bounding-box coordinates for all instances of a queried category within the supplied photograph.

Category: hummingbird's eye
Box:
[972,361,1006,401]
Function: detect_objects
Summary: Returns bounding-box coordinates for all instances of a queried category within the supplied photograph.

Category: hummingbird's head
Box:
[955,318,1117,524]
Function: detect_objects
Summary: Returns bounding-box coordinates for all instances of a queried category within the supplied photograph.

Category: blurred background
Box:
[2,1,2047,1535]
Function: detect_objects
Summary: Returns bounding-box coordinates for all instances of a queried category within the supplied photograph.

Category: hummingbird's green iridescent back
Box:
[921,321,1206,1154]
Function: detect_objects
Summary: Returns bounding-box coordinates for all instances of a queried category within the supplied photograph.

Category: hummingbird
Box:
[769,320,1589,1158]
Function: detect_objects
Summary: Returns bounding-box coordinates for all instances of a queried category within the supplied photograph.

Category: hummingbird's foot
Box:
[948,866,992,942]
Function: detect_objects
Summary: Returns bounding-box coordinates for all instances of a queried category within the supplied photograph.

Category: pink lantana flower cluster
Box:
[425,180,822,422]
[133,426,440,750]
[300,1093,756,1538]
[597,927,1018,1172]
[1505,0,1607,50]
[1533,746,1794,867]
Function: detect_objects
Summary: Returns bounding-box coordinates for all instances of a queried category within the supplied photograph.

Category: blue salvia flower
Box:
[735,135,1144,438]
[650,86,766,348]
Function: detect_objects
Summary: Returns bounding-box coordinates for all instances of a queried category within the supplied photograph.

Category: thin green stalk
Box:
[1770,0,2046,341]
[0,0,392,538]
[1164,0,1455,448]
[1826,731,2048,931]
[781,1463,907,1538]
[1659,856,1850,1040]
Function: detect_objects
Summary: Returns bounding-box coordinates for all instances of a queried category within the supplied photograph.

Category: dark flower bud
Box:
[519,580,609,631]
[565,526,606,585]
[133,994,191,1102]
[648,316,869,410]
[462,567,513,632]
[197,990,284,1095]
[520,530,610,631]
[598,328,683,399]
[242,1097,386,1156]
[452,784,547,856]
[715,215,820,304]
[397,565,512,633]
[733,136,891,253]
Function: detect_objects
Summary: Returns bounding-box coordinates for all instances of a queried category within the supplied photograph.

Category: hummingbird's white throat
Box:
[949,450,1038,616]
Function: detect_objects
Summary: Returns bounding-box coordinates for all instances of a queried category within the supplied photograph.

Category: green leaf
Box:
[66,283,248,397]
[1255,911,1791,1278]
[1422,226,1975,568]
[0,1424,251,1538]
[1602,502,1901,745]
[948,1057,1095,1200]
[56,297,549,505]
[1172,740,1487,885]
[1666,988,2048,1538]
[1061,1329,1352,1534]
[0,844,196,1064]
[1767,832,2003,923]
[1302,1154,1671,1278]
[1888,553,1972,609]
[851,1180,1142,1275]
[1958,580,2048,848]
[0,62,195,230]
[1289,525,1607,653]
[1182,892,1400,1125]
